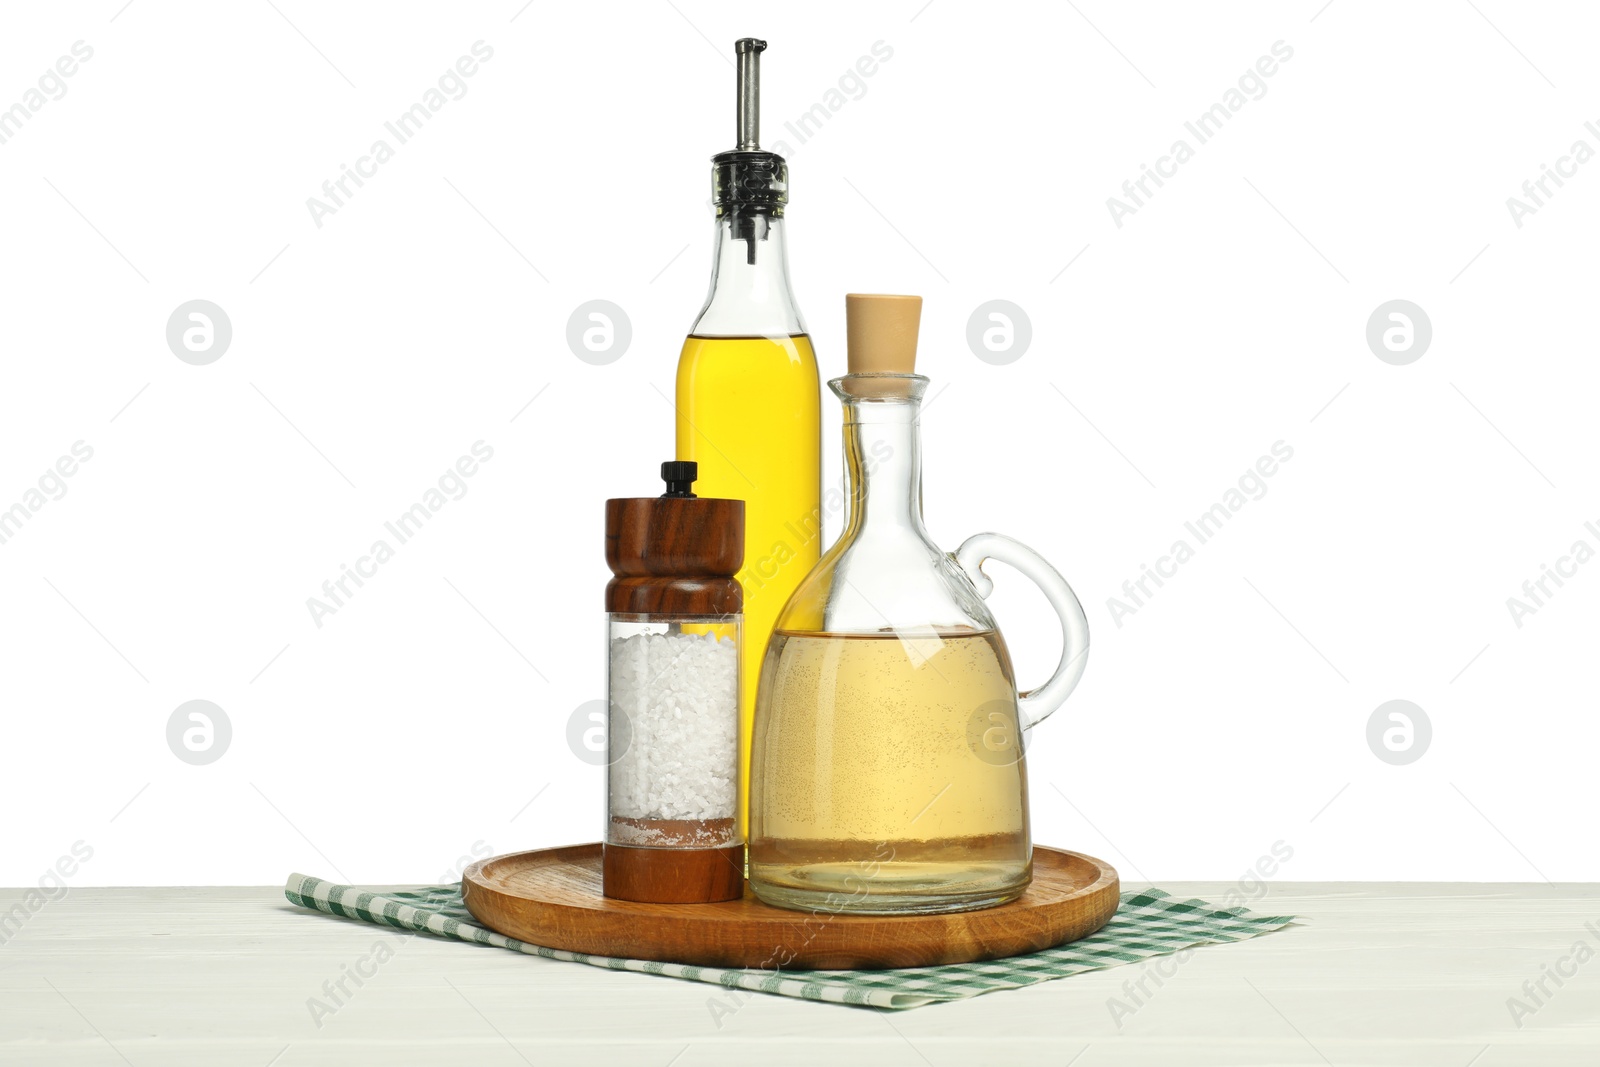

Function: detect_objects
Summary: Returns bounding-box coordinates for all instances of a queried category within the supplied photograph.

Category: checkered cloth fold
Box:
[284,873,1297,1009]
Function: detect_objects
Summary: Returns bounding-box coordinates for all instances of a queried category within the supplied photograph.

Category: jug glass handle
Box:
[954,532,1090,732]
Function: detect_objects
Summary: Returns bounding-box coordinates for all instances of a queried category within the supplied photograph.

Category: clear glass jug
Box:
[747,371,1090,915]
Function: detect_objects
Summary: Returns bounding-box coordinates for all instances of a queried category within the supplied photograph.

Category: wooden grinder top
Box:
[605,461,743,616]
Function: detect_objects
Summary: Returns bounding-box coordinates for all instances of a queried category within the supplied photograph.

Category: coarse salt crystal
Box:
[608,629,738,825]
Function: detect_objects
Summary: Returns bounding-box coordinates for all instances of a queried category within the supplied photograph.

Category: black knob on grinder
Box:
[661,461,698,498]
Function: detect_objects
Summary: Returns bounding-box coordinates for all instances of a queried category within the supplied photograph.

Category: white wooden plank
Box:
[0,883,1595,1065]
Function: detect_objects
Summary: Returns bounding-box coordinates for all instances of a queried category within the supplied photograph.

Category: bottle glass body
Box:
[675,213,820,838]
[748,374,1032,915]
[607,613,742,851]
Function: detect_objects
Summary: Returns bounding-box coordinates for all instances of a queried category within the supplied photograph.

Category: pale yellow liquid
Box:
[748,629,1032,914]
[675,334,821,838]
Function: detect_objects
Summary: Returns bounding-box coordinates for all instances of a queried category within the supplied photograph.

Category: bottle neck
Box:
[840,394,927,544]
[689,213,806,337]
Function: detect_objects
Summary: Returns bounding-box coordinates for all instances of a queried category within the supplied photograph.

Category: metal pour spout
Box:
[735,38,765,151]
[713,38,785,266]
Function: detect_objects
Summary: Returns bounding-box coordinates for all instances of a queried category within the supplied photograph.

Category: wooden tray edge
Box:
[461,844,1121,971]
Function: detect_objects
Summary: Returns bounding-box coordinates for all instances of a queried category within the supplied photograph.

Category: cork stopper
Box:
[846,294,922,374]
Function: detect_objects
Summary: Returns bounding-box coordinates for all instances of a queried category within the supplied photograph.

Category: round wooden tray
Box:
[461,843,1119,970]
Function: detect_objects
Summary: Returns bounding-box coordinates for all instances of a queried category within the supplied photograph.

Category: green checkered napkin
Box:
[284,873,1297,1009]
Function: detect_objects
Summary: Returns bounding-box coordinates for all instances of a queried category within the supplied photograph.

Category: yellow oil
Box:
[675,334,822,837]
[748,628,1032,914]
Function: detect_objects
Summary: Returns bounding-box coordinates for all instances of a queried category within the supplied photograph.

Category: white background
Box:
[2,0,1595,888]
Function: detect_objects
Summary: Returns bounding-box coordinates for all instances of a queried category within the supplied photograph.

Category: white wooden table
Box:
[1,883,1596,1065]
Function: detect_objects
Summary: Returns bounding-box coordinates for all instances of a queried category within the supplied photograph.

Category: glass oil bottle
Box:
[748,295,1092,916]
[675,38,821,836]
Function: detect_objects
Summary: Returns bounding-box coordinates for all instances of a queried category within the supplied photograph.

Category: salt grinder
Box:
[603,461,745,903]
